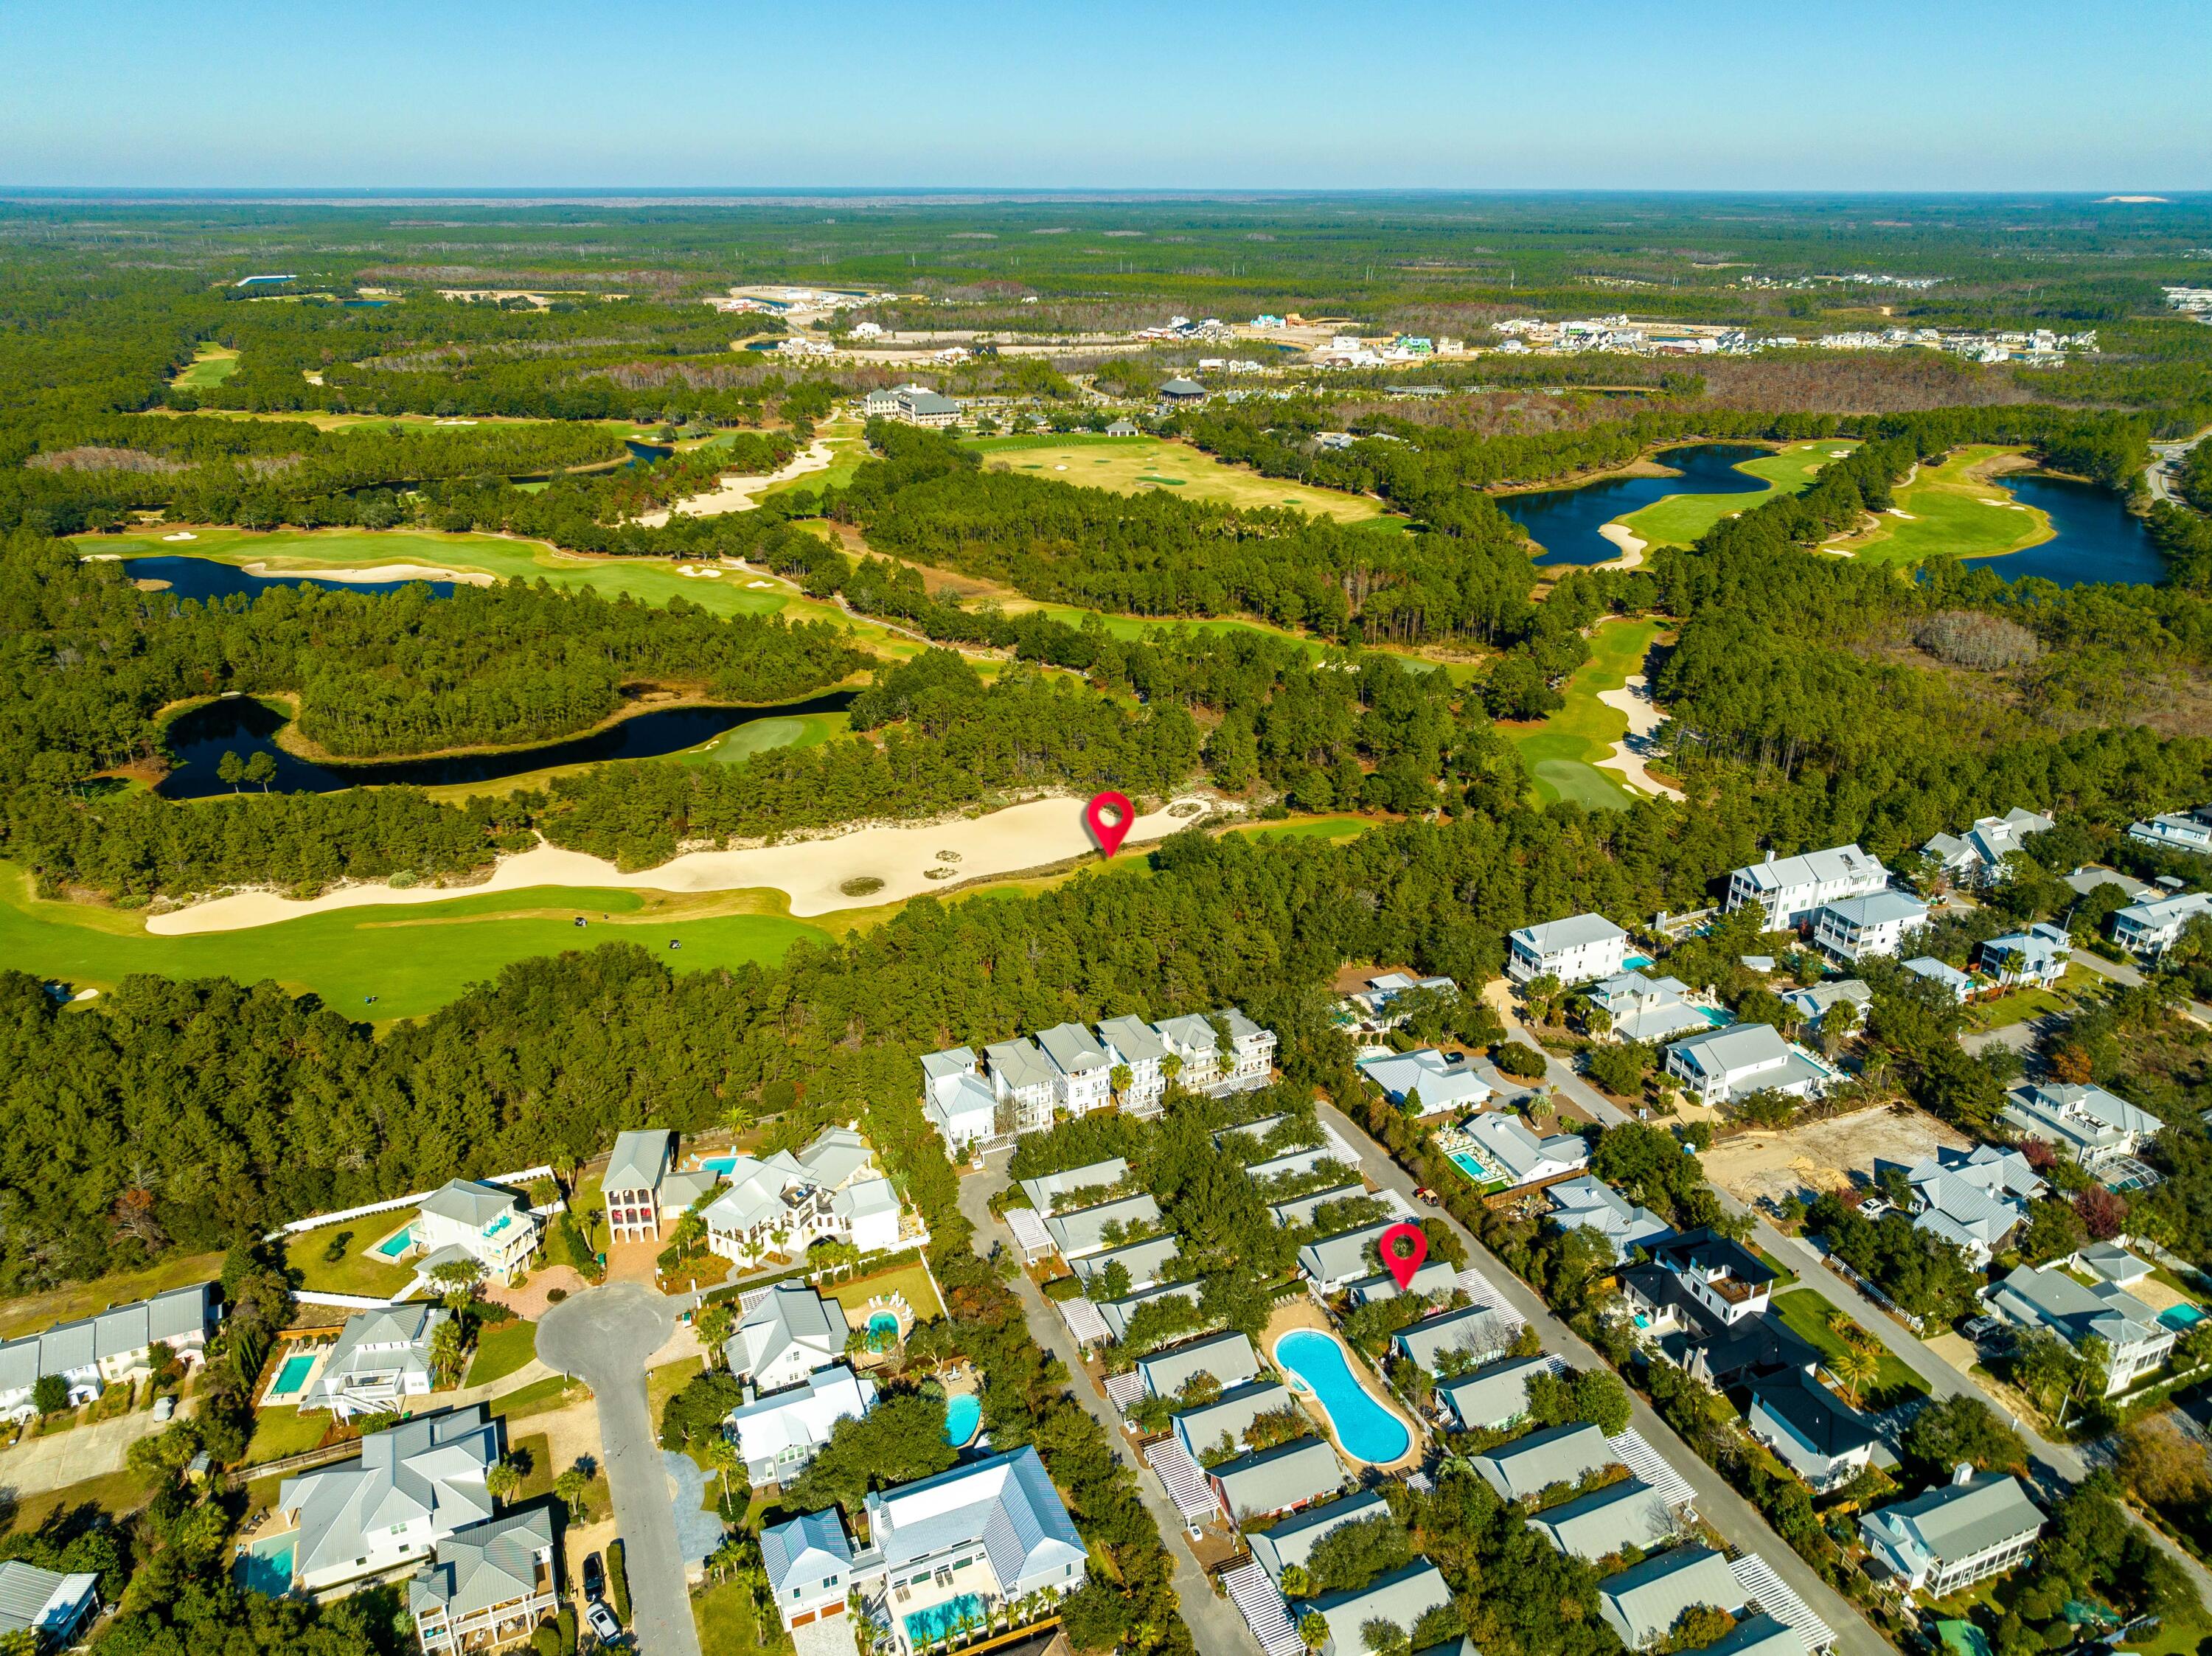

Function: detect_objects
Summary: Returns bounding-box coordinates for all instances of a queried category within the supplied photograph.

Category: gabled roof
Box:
[2003,1083,2162,1153]
[1269,1183,1369,1230]
[1046,1192,1162,1258]
[1298,1220,1393,1284]
[1172,1380,1293,1460]
[1512,913,1628,956]
[1152,1013,1220,1055]
[1732,844,1885,894]
[1666,1022,1792,1077]
[863,1447,1085,1585]
[1300,1561,1451,1656]
[1245,1490,1388,1584]
[1526,1478,1677,1561]
[1546,1177,1672,1261]
[796,1126,874,1189]
[1019,1158,1129,1211]
[1396,1304,1523,1374]
[729,1285,846,1380]
[1210,1436,1343,1518]
[1138,1332,1259,1399]
[1469,1421,1617,1502]
[1436,1354,1550,1433]
[1071,1234,1182,1293]
[1860,1475,2043,1573]
[984,1038,1059,1094]
[281,1406,498,1582]
[0,1559,97,1641]
[1357,1048,1492,1111]
[1819,891,1927,928]
[1986,1264,2166,1355]
[761,1509,852,1599]
[1698,1613,1805,1656]
[323,1303,448,1388]
[605,1130,673,1193]
[418,1179,521,1231]
[1903,956,1974,995]
[1097,1279,1204,1343]
[1096,1015,1167,1065]
[1347,1259,1459,1304]
[408,1506,552,1621]
[1597,1545,1744,1649]
[1037,1022,1111,1076]
[1748,1371,1877,1459]
[726,1365,875,1465]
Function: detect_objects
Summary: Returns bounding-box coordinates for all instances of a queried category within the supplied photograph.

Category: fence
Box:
[260,1165,556,1242]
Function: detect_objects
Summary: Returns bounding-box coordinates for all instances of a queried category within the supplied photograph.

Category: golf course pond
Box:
[1498,443,1775,564]
[157,690,857,799]
[1960,471,2163,586]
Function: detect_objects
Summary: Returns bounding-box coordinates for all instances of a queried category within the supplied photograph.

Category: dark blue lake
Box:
[157,690,855,799]
[122,555,459,601]
[1964,473,2165,587]
[1496,444,1772,566]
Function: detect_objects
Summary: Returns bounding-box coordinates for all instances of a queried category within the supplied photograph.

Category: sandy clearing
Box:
[146,793,1225,934]
[1700,1103,1970,1210]
[240,560,498,587]
[1594,674,1683,801]
[1595,522,1647,568]
[1885,509,1916,519]
[161,532,198,542]
[633,439,836,526]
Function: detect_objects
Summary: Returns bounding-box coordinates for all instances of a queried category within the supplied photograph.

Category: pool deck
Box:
[1262,1301,1426,1475]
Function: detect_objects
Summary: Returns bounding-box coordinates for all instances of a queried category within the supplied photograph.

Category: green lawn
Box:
[1770,1287,1930,1407]
[693,1573,793,1656]
[683,711,849,768]
[819,1259,945,1322]
[465,1318,541,1388]
[1221,814,1380,844]
[1618,441,1855,548]
[1500,617,1663,810]
[243,1405,335,1466]
[491,1374,586,1422]
[1834,446,2053,567]
[2,864,830,1024]
[173,346,240,388]
[281,1216,420,1299]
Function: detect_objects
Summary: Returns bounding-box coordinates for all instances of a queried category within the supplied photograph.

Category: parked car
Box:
[151,1396,175,1422]
[582,1553,605,1602]
[1413,1186,1439,1206]
[586,1601,621,1643]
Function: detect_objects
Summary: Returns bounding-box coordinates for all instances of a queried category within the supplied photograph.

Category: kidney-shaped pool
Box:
[1273,1328,1410,1465]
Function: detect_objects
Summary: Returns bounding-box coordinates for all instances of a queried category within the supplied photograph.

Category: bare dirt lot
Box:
[1701,1103,1972,1208]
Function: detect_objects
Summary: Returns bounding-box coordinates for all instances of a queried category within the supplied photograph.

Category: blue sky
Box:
[6,0,2209,191]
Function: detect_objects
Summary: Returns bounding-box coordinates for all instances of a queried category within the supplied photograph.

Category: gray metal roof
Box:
[1209,1436,1342,1520]
[1512,913,1628,956]
[0,1559,97,1639]
[1860,1474,2042,1572]
[1245,1491,1388,1584]
[1138,1332,1258,1399]
[1527,1478,1677,1561]
[1037,1022,1111,1076]
[863,1446,1083,1587]
[1071,1234,1183,1293]
[0,1282,215,1385]
[1302,1561,1452,1656]
[282,1406,498,1584]
[1597,1545,1744,1649]
[1469,1422,1617,1502]
[1173,1380,1293,1461]
[408,1506,552,1619]
[418,1179,521,1230]
[1697,1612,1804,1656]
[322,1303,446,1391]
[604,1130,673,1194]
[1435,1355,1550,1433]
[1046,1192,1161,1257]
[1395,1304,1525,1374]
[984,1038,1060,1094]
[1818,890,1926,927]
[1018,1158,1127,1211]
[1096,1015,1167,1065]
[761,1509,852,1599]
[729,1284,846,1380]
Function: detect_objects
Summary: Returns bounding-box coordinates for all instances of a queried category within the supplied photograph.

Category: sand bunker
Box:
[1595,674,1682,801]
[147,793,1222,934]
[241,560,498,588]
[1595,522,1647,569]
[635,439,837,526]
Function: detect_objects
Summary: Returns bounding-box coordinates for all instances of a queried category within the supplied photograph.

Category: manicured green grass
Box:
[465,1318,541,1388]
[1834,446,2053,567]
[281,1216,420,1299]
[684,711,849,768]
[693,1572,791,1656]
[1770,1287,1930,1406]
[1617,441,1855,549]
[1958,964,2093,1032]
[1222,814,1380,844]
[1500,617,1663,810]
[965,434,1388,522]
[173,346,240,388]
[820,1259,945,1322]
[1,865,830,1024]
[243,1406,335,1466]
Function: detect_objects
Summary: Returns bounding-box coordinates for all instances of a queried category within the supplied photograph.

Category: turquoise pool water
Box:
[270,1354,315,1396]
[1450,1150,1504,1191]
[867,1312,900,1350]
[372,1227,413,1259]
[234,1534,295,1598]
[1273,1328,1409,1464]
[2160,1304,2206,1332]
[944,1393,982,1446]
[903,1592,985,1646]
[1701,1006,1733,1025]
[1623,953,1655,970]
[700,1155,738,1175]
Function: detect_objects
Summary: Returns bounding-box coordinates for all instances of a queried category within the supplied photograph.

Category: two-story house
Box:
[725,1364,877,1489]
[2111,890,2212,959]
[1663,1023,1834,1107]
[1356,1048,1492,1116]
[279,1405,501,1594]
[602,1130,677,1243]
[1745,1372,1877,1492]
[725,1285,849,1393]
[1035,1023,1114,1115]
[1586,972,1711,1044]
[920,1048,1002,1152]
[1976,922,2070,990]
[2127,808,2212,856]
[1726,845,1891,930]
[1983,1264,2176,1395]
[1508,914,1631,986]
[762,1509,854,1634]
[2001,1082,2163,1170]
[408,1507,557,1656]
[0,1283,217,1419]
[1859,1468,2043,1596]
[1902,1145,2044,1267]
[318,1304,451,1421]
[1545,1176,1673,1264]
[1921,809,2055,888]
[413,1180,541,1285]
[1812,890,1929,963]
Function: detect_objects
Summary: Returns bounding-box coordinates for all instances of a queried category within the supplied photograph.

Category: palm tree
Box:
[1832,1344,1879,1408]
[1110,1063,1133,1104]
[703,1433,743,1510]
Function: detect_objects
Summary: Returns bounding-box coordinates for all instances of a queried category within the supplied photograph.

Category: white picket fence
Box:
[260,1164,556,1241]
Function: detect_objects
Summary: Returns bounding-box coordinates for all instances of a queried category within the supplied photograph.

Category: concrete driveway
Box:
[0,1399,181,1499]
[538,1284,700,1656]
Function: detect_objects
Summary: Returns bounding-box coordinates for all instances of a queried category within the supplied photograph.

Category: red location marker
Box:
[1085,791,1135,858]
[1379,1222,1429,1291]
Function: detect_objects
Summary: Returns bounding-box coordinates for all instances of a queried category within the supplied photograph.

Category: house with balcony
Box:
[1449,1113,1589,1191]
[1902,1145,2044,1267]
[0,1560,100,1651]
[0,1283,217,1419]
[1745,1372,1877,1492]
[278,1405,501,1595]
[2127,808,2212,856]
[1983,1264,2175,1395]
[1151,1015,1225,1090]
[1663,1023,1834,1107]
[984,1039,1061,1133]
[1209,1436,1343,1525]
[413,1180,541,1286]
[1727,845,1891,930]
[1812,891,1929,964]
[725,1364,877,1489]
[1781,978,1873,1031]
[701,1130,907,1266]
[1545,1176,1673,1264]
[1096,1015,1168,1116]
[762,1509,854,1633]
[2001,1082,2163,1170]
[602,1130,678,1242]
[1586,973,1712,1044]
[317,1304,450,1421]
[920,1048,1002,1152]
[1036,1023,1114,1116]
[1293,1561,1452,1656]
[1357,1048,1492,1117]
[408,1507,557,1656]
[1902,957,1974,1003]
[1469,1422,1618,1503]
[1342,973,1460,1031]
[1859,1469,2043,1596]
[1624,1230,1775,1330]
[2111,890,2212,959]
[858,1448,1086,1656]
[726,1285,849,1393]
[1921,810,2056,887]
[1976,923,2070,990]
[1220,1008,1277,1088]
[1508,914,1632,986]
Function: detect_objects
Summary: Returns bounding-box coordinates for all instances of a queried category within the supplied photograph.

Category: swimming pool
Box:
[867,1311,901,1350]
[234,1534,296,1598]
[268,1354,316,1398]
[372,1227,414,1259]
[903,1592,986,1646]
[1272,1329,1410,1464]
[2159,1303,2206,1332]
[944,1393,982,1447]
[699,1155,739,1176]
[1623,953,1655,971]
[1450,1150,1506,1191]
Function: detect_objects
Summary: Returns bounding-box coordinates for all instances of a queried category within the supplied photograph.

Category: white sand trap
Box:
[240,560,497,588]
[634,439,837,526]
[82,553,122,561]
[434,419,478,426]
[1886,509,1916,518]
[161,532,198,542]
[747,580,775,589]
[1828,450,1850,457]
[1595,675,1683,801]
[145,793,1224,935]
[1054,464,1068,470]
[675,565,723,580]
[1594,522,1647,569]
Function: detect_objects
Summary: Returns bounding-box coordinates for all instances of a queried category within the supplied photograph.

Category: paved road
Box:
[1314,1102,1890,1656]
[955,1161,1262,1656]
[2146,426,2212,507]
[539,1285,700,1656]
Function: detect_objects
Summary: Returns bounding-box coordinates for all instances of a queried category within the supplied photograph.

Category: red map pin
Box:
[1085,791,1135,858]
[1379,1222,1429,1290]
